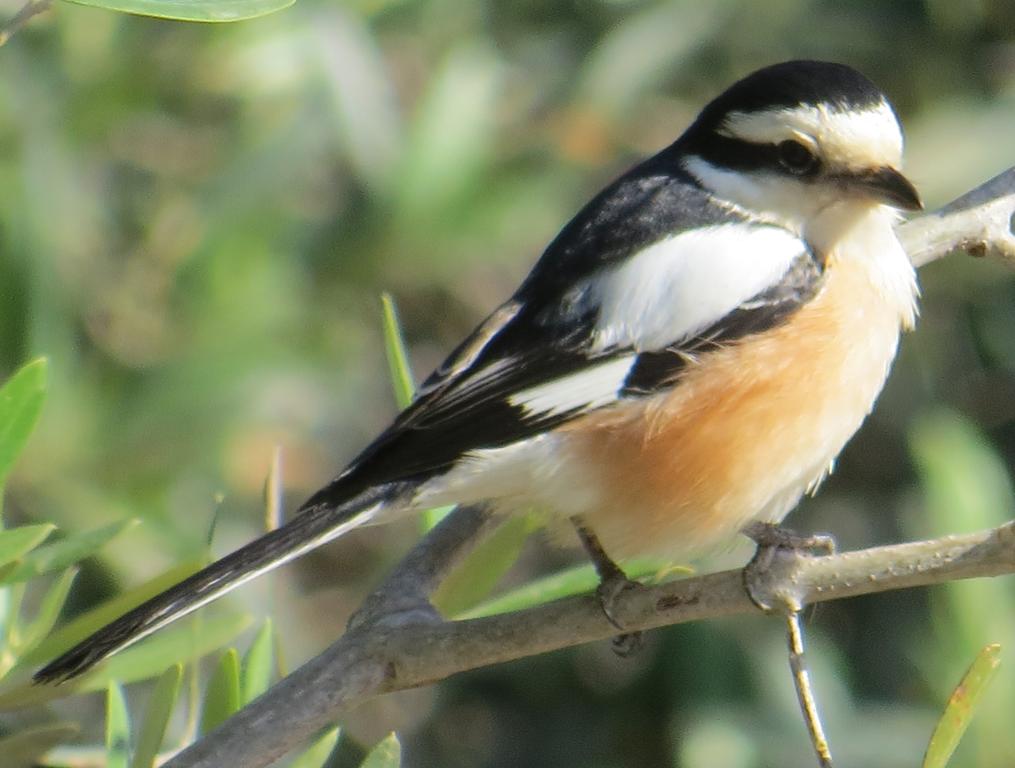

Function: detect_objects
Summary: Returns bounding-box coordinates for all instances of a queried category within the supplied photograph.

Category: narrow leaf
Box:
[62,0,293,22]
[201,648,242,734]
[0,358,47,484]
[263,446,283,533]
[130,664,183,768]
[0,519,138,583]
[79,612,252,692]
[432,515,538,616]
[0,723,79,766]
[18,567,79,654]
[380,293,415,410]
[360,732,401,768]
[420,504,454,534]
[455,557,683,619]
[106,682,131,768]
[289,727,341,768]
[923,643,1002,768]
[18,558,206,666]
[241,619,274,705]
[0,524,55,569]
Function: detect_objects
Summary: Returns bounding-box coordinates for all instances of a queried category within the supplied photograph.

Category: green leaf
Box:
[289,727,340,768]
[130,664,183,768]
[396,44,503,220]
[61,0,294,22]
[201,648,242,734]
[18,566,79,655]
[263,446,283,532]
[379,295,452,533]
[380,293,415,410]
[923,643,1002,768]
[360,732,401,768]
[0,519,139,583]
[0,524,55,569]
[0,723,80,766]
[433,515,540,616]
[79,611,252,692]
[241,619,274,705]
[420,504,455,534]
[455,557,683,619]
[0,358,47,486]
[106,682,131,768]
[19,558,206,666]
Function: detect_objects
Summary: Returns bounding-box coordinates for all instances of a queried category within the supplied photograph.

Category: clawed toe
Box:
[743,521,835,556]
[742,522,834,612]
[595,573,646,655]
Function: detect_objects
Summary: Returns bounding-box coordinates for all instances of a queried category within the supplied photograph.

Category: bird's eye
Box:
[777,140,819,175]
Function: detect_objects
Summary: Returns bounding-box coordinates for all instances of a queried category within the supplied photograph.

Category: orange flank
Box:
[563,256,905,561]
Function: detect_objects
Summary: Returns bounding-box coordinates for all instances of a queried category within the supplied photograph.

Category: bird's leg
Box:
[741,521,835,611]
[571,517,643,656]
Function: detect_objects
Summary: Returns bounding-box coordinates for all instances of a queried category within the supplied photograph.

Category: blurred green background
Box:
[2,0,1015,765]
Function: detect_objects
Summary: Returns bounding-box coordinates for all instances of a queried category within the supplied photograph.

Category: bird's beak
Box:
[848,166,923,211]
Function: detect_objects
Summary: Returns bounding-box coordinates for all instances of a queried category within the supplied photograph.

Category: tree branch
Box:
[164,166,1015,768]
[898,166,1015,268]
[0,0,52,48]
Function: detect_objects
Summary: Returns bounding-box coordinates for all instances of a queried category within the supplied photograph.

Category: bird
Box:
[35,59,922,683]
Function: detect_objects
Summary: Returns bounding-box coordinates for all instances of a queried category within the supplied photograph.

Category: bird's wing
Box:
[306,166,824,506]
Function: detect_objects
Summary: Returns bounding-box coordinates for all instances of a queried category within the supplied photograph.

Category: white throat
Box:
[809,201,918,330]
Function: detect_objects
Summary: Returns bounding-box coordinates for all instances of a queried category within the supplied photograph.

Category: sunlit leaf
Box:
[61,0,294,22]
[77,611,251,692]
[19,559,206,666]
[201,648,241,734]
[130,664,183,768]
[106,681,131,768]
[289,727,340,768]
[360,732,401,768]
[0,519,138,584]
[0,358,47,487]
[263,446,283,533]
[0,524,55,569]
[380,293,415,410]
[241,619,274,705]
[455,557,683,619]
[18,567,79,654]
[923,643,1002,768]
[433,515,540,616]
[395,44,503,220]
[0,723,79,766]
[420,504,455,535]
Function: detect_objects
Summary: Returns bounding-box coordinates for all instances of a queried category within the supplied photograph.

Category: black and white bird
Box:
[36,59,921,683]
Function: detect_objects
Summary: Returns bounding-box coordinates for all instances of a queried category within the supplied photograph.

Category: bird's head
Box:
[679,60,921,242]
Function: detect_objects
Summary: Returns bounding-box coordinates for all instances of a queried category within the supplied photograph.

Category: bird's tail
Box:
[33,488,394,684]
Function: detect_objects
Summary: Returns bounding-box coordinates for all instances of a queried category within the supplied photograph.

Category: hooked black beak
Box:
[848,166,923,211]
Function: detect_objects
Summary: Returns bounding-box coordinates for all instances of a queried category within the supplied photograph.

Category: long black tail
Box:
[34,491,390,684]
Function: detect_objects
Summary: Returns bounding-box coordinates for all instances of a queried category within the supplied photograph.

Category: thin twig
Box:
[0,0,52,48]
[786,612,833,768]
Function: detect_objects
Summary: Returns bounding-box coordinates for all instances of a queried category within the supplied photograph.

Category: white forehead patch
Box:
[719,100,904,170]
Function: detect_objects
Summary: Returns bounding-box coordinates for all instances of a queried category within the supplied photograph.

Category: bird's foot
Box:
[742,522,835,612]
[594,571,646,657]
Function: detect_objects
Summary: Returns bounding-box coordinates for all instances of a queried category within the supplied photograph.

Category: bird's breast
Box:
[560,242,916,562]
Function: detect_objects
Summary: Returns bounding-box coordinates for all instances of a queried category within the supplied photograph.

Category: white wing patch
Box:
[508,355,636,418]
[590,223,806,351]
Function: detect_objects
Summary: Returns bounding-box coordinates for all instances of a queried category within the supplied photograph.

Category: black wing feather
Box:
[304,161,823,510]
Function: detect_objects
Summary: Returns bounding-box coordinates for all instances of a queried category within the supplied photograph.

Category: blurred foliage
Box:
[0,0,1013,766]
